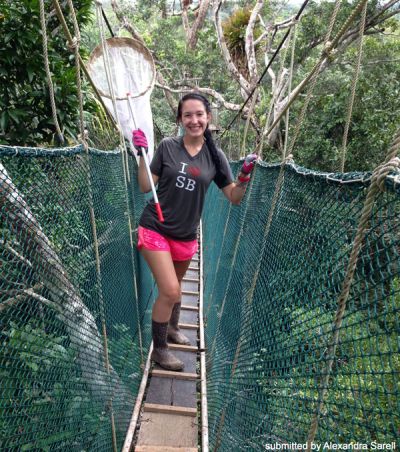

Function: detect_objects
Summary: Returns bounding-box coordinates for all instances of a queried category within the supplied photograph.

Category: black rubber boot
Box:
[151,319,184,371]
[167,302,191,345]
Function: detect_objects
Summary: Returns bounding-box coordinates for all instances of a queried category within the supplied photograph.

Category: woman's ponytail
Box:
[204,127,222,174]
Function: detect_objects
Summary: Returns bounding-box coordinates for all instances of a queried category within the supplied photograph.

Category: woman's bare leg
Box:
[140,249,184,370]
[140,249,181,322]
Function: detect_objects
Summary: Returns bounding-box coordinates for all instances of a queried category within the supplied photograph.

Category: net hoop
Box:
[87,37,156,100]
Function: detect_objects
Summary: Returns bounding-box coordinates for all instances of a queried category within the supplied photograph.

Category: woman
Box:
[132,93,256,371]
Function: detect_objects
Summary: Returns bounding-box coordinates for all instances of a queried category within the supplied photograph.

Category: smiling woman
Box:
[130,92,257,371]
[180,99,211,141]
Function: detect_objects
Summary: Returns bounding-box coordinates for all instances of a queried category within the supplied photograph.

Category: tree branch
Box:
[245,0,264,83]
[110,0,146,45]
[0,284,44,313]
[181,0,191,39]
[213,0,251,95]
[0,239,33,268]
[298,0,400,63]
[156,71,178,113]
[155,82,243,112]
[187,0,212,50]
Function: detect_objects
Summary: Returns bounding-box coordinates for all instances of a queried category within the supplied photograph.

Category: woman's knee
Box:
[159,283,181,305]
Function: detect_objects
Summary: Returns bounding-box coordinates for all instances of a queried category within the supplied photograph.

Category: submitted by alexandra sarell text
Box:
[264,442,397,451]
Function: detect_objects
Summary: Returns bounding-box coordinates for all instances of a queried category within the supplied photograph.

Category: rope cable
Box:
[101,5,115,37]
[340,1,368,172]
[240,89,258,156]
[39,0,64,143]
[286,0,341,156]
[258,21,296,155]
[283,23,297,158]
[56,1,118,449]
[51,0,118,130]
[65,0,84,139]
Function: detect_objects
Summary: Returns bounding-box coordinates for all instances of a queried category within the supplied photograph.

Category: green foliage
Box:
[284,33,400,172]
[0,315,104,450]
[251,277,400,442]
[122,3,240,138]
[0,0,97,146]
[223,7,252,77]
[222,7,262,78]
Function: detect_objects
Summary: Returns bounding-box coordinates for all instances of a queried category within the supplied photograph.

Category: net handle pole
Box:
[126,94,164,222]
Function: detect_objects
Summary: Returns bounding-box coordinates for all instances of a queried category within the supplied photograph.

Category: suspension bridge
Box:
[1,0,399,450]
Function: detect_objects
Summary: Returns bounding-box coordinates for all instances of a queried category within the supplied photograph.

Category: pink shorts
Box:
[137,226,198,261]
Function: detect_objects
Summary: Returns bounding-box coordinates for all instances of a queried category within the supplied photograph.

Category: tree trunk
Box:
[0,163,133,426]
[187,0,212,50]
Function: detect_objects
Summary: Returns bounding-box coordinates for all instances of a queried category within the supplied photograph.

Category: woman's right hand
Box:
[241,153,258,175]
[132,129,148,156]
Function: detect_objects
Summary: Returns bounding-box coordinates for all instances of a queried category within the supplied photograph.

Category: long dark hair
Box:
[177,93,222,173]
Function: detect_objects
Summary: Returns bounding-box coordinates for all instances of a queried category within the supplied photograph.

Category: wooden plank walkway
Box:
[122,228,207,452]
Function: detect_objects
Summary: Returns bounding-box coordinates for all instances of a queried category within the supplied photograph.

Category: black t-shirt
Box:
[139,136,234,240]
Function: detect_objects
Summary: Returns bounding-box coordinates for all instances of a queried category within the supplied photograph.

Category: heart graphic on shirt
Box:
[187,166,201,177]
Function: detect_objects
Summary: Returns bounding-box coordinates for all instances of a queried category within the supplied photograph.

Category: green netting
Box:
[203,161,400,450]
[1,144,399,450]
[0,145,154,450]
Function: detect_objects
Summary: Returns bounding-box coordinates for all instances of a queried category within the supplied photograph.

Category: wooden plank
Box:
[144,403,197,417]
[154,351,196,374]
[181,305,199,312]
[135,447,198,452]
[181,297,198,308]
[185,269,199,278]
[182,328,197,345]
[169,344,197,352]
[151,369,198,380]
[145,377,172,405]
[179,323,197,330]
[182,290,199,296]
[181,280,198,292]
[172,379,197,408]
[182,277,199,283]
[145,377,198,408]
[188,266,199,271]
[136,412,198,447]
[179,310,198,325]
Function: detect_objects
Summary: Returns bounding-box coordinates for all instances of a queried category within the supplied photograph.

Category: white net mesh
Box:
[88,37,155,160]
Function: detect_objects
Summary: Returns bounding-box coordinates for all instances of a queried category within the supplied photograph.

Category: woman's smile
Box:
[180,99,211,138]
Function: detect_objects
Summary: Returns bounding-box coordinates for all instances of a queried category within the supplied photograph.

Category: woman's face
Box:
[179,99,211,139]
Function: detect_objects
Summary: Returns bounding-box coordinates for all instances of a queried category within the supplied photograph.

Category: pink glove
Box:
[241,153,257,175]
[132,129,148,156]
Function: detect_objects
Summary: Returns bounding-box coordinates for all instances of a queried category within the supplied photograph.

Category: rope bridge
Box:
[1,146,399,450]
[203,161,400,449]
